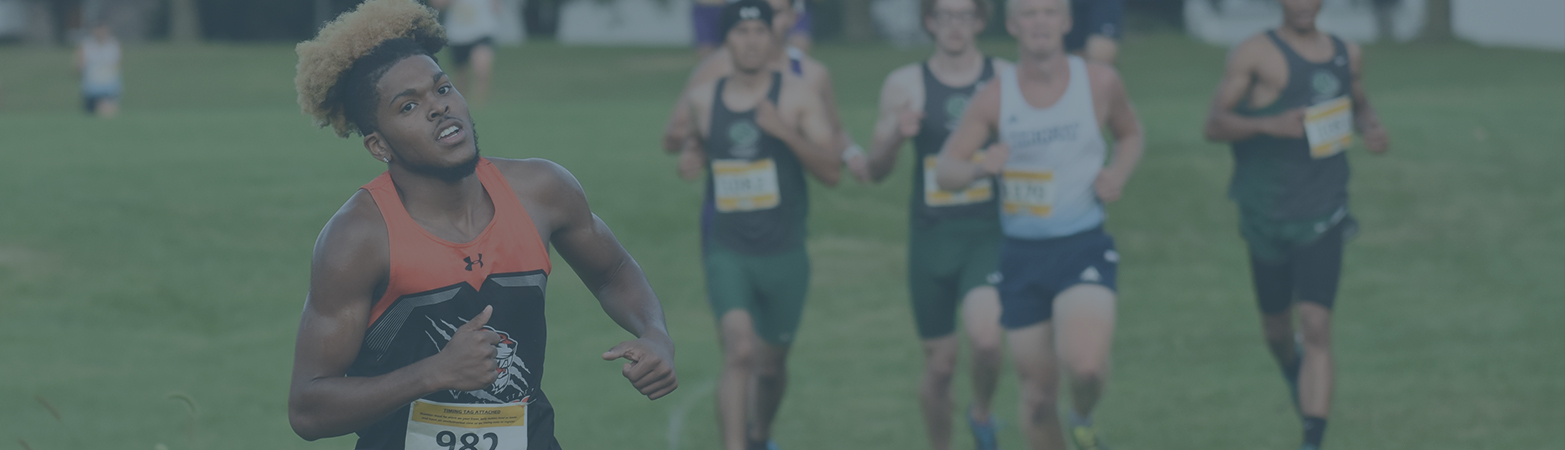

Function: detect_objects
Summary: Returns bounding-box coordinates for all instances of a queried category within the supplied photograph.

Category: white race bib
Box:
[405,399,527,450]
[1305,96,1354,159]
[1001,169,1055,218]
[712,158,780,212]
[924,155,994,207]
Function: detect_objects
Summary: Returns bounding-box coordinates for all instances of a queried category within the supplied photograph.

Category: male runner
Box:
[1203,0,1389,448]
[676,2,841,449]
[936,0,1143,448]
[863,0,1009,448]
[287,2,677,448]
[1064,0,1122,64]
[429,0,499,106]
[662,0,864,183]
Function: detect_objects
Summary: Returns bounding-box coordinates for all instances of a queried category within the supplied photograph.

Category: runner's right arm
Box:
[935,81,1005,191]
[866,65,921,183]
[663,54,728,154]
[288,193,503,441]
[1204,37,1305,142]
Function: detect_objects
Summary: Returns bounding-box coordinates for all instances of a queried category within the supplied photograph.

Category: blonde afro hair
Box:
[295,0,447,137]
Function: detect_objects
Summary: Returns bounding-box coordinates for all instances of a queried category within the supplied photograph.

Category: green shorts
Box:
[704,241,811,345]
[1239,205,1356,263]
[908,217,1002,339]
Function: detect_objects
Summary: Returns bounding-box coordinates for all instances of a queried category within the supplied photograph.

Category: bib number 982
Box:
[435,431,499,450]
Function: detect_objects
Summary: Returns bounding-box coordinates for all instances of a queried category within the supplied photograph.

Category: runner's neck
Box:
[1018,51,1071,83]
[928,46,985,84]
[389,169,494,234]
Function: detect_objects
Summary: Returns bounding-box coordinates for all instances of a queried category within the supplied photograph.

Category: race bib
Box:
[405,399,527,450]
[1305,96,1354,159]
[924,155,993,207]
[1001,169,1054,218]
[712,158,780,212]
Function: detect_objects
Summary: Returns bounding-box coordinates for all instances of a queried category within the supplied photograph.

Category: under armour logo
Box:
[740,6,760,19]
[1081,266,1101,283]
[464,254,484,271]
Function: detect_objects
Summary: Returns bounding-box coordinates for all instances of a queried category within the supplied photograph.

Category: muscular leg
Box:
[718,310,759,450]
[961,285,1004,423]
[919,335,959,450]
[1052,285,1116,420]
[1295,302,1333,418]
[468,45,494,107]
[1009,322,1064,450]
[748,337,792,444]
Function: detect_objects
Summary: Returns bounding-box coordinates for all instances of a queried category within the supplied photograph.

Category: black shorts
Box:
[1249,219,1348,315]
[83,93,116,114]
[997,227,1119,329]
[1066,0,1123,52]
[450,37,494,68]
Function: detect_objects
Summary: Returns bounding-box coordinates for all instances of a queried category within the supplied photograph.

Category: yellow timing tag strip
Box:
[1001,170,1055,218]
[1305,96,1354,159]
[406,400,528,450]
[712,158,781,213]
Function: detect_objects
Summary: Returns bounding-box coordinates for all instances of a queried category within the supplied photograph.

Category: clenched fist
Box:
[432,305,502,392]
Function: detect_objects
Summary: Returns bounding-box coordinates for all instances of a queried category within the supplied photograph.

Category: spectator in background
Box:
[1066,0,1122,64]
[787,0,813,53]
[77,23,122,118]
[430,0,499,106]
[693,0,728,58]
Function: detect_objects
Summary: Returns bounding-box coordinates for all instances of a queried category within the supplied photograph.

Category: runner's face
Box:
[372,56,479,177]
[925,0,985,54]
[1280,0,1321,32]
[728,21,774,73]
[767,0,796,42]
[1007,0,1071,56]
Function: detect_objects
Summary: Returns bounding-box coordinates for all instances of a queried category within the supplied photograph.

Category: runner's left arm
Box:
[531,161,679,400]
[1093,65,1144,203]
[1347,42,1390,154]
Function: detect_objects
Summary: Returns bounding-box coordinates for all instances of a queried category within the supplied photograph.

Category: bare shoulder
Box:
[800,55,830,79]
[489,157,588,235]
[488,157,584,199]
[689,50,734,86]
[775,71,820,115]
[313,189,389,276]
[687,77,719,108]
[1230,33,1277,65]
[884,63,921,87]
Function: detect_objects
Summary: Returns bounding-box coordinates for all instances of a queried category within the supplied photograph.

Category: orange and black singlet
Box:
[349,158,559,450]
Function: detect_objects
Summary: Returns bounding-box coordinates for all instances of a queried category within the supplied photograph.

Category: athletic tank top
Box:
[911,57,999,224]
[1230,31,1353,221]
[703,72,809,255]
[443,0,498,45]
[698,50,806,243]
[997,56,1107,240]
[80,37,120,92]
[350,158,557,450]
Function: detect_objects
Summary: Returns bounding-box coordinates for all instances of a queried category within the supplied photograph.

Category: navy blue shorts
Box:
[1065,0,1123,52]
[997,227,1119,329]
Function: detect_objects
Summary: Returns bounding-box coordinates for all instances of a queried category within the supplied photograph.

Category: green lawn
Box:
[0,36,1561,450]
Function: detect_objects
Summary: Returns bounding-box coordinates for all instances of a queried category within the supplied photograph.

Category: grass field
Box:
[0,35,1561,450]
